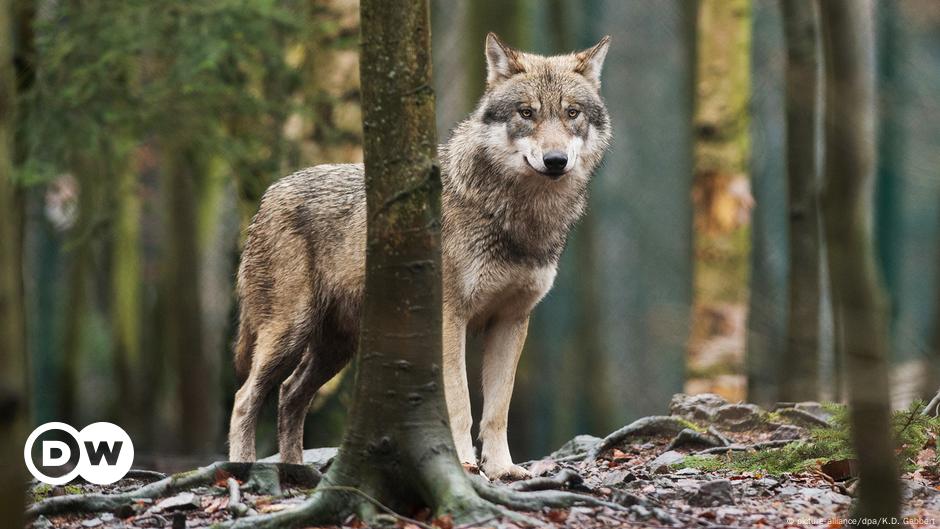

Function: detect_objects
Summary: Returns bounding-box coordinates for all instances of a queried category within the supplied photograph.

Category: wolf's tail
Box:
[233,317,256,386]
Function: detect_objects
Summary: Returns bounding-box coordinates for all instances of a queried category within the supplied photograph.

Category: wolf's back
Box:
[233,164,367,384]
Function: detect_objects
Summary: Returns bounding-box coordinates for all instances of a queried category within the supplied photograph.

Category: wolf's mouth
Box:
[523,156,565,180]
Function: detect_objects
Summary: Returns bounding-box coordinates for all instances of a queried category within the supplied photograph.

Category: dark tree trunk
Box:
[818,0,900,521]
[780,0,822,402]
[0,0,28,524]
[227,1,498,526]
[163,147,216,454]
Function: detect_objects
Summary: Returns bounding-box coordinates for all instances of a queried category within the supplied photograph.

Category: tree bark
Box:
[690,0,752,400]
[0,0,28,524]
[780,0,822,402]
[818,0,900,521]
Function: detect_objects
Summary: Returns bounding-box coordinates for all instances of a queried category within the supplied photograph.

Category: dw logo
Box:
[24,422,134,485]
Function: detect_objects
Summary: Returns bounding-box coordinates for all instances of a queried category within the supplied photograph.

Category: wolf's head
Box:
[472,33,612,182]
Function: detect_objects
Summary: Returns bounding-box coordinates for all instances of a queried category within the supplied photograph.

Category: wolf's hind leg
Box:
[277,330,352,464]
[479,316,530,480]
[228,322,309,462]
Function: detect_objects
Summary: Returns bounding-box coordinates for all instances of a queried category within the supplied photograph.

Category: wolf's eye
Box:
[567,108,581,119]
[519,108,533,119]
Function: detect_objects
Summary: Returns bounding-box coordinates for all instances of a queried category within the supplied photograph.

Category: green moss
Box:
[676,417,708,433]
[31,484,53,502]
[64,485,83,495]
[676,402,940,475]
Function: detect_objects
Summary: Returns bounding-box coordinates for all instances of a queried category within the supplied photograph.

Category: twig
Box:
[228,477,254,518]
[924,388,940,417]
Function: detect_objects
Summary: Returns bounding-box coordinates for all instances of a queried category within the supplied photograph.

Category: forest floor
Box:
[26,394,940,529]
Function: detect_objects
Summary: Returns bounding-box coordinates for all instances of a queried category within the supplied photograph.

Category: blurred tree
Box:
[0,0,27,524]
[746,0,787,407]
[818,0,900,521]
[690,0,752,400]
[780,0,822,402]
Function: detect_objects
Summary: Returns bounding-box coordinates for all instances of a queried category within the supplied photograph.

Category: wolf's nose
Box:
[542,151,568,174]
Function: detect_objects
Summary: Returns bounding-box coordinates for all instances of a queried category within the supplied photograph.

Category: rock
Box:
[549,434,602,459]
[612,490,647,507]
[690,479,735,507]
[527,459,558,477]
[260,447,338,469]
[31,516,53,529]
[154,492,200,512]
[648,450,685,473]
[80,519,103,528]
[770,424,805,441]
[675,467,702,475]
[667,428,723,450]
[798,487,851,506]
[794,402,833,423]
[713,403,763,431]
[670,393,728,422]
[600,469,637,487]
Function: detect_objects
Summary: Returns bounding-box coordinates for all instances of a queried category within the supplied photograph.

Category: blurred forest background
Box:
[3,0,940,467]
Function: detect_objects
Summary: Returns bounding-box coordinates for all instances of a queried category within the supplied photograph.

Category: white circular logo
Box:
[24,422,134,485]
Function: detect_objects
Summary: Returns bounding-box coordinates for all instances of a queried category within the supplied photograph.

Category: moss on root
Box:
[677,402,940,475]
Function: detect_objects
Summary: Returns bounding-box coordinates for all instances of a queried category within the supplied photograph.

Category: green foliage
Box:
[31,484,52,502]
[19,0,301,191]
[679,402,940,475]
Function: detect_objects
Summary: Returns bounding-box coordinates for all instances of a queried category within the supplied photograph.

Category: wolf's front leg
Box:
[442,310,476,466]
[479,316,531,480]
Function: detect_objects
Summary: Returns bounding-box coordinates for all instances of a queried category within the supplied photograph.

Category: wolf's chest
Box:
[453,254,558,323]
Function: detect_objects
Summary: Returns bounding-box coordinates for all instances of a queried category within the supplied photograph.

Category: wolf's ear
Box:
[485,32,525,86]
[575,36,611,90]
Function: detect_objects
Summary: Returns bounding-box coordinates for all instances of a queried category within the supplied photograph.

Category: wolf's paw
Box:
[483,462,531,481]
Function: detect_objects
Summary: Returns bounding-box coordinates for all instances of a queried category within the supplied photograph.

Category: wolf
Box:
[228,33,612,480]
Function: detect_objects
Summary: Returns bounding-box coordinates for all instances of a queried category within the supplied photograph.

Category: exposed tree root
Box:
[695,439,795,455]
[471,475,624,513]
[587,416,690,461]
[26,461,320,519]
[510,469,583,492]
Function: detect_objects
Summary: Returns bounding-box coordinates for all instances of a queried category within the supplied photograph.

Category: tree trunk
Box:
[818,0,900,521]
[780,0,822,402]
[228,2,500,525]
[163,146,216,454]
[111,156,143,434]
[0,0,28,524]
[690,0,752,400]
